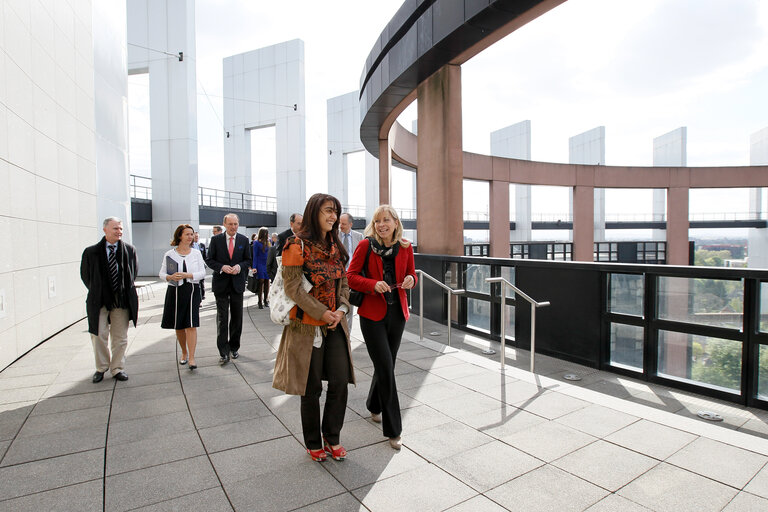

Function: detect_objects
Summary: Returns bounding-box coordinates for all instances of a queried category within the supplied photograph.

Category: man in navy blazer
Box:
[206,213,252,364]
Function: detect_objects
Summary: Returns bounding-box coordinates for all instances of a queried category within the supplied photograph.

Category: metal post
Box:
[419,274,424,341]
[447,292,452,347]
[530,305,536,373]
[499,281,506,369]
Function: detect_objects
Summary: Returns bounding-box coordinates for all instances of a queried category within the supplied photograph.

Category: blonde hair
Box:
[364,205,410,247]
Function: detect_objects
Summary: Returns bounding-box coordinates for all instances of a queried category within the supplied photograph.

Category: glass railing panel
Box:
[501,266,515,299]
[504,304,515,340]
[759,345,768,400]
[658,276,743,330]
[657,330,742,393]
[467,297,490,333]
[610,323,643,371]
[465,264,491,294]
[608,273,644,317]
[759,282,768,333]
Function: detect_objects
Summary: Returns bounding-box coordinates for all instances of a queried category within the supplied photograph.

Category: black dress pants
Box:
[301,328,350,449]
[215,288,243,356]
[360,303,406,438]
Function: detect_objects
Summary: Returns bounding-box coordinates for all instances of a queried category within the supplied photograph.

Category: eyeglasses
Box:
[320,207,339,216]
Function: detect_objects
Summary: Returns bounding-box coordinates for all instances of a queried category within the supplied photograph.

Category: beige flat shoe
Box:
[389,436,402,450]
[371,413,382,423]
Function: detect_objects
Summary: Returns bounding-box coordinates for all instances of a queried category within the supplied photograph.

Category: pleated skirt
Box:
[160,282,201,329]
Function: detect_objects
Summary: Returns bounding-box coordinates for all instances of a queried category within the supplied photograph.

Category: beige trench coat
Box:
[272,268,356,396]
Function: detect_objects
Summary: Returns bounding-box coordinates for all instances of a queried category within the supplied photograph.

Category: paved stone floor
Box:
[1,283,768,511]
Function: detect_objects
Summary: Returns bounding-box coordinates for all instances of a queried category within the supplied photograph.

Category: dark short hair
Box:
[341,212,355,224]
[290,213,303,224]
[170,224,194,246]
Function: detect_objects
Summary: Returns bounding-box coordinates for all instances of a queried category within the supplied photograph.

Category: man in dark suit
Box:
[80,217,138,383]
[206,213,252,364]
[275,213,303,257]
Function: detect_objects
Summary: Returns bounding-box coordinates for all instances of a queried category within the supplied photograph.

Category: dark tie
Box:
[108,245,120,291]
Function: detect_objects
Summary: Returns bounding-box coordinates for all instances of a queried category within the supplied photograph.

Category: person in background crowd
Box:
[276,213,303,257]
[159,224,206,370]
[339,212,364,328]
[267,232,279,282]
[251,227,271,309]
[347,205,416,450]
[206,214,251,364]
[272,193,354,462]
[192,231,206,300]
[80,217,138,383]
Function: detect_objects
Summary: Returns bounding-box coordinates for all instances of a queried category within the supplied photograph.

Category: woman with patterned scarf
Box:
[272,193,355,462]
[347,204,417,451]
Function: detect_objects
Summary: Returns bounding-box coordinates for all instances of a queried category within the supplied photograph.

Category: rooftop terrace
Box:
[1,286,768,511]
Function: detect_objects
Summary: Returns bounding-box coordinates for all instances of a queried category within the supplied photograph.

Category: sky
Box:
[127,0,768,238]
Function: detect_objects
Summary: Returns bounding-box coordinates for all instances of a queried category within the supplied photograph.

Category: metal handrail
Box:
[485,277,550,373]
[415,270,465,347]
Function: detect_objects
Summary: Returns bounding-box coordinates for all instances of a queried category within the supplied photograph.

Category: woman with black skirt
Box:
[160,224,206,370]
[347,205,417,450]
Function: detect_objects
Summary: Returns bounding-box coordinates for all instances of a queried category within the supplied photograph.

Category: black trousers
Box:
[301,328,350,450]
[215,290,243,356]
[360,303,406,438]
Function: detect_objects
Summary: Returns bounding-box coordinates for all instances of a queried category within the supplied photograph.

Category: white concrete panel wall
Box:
[95,0,131,240]
[327,90,379,221]
[491,121,531,241]
[127,0,199,275]
[652,127,686,240]
[224,40,306,229]
[748,127,768,269]
[0,0,101,370]
[569,126,606,241]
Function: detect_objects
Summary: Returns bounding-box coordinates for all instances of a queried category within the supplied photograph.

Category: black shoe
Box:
[258,303,263,309]
[113,371,129,381]
[92,371,105,383]
[231,351,239,359]
[219,355,230,365]
[189,365,197,370]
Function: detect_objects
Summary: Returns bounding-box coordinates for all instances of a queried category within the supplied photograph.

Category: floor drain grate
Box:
[563,373,582,381]
[697,411,724,422]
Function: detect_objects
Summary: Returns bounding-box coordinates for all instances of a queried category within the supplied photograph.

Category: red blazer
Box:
[347,238,417,321]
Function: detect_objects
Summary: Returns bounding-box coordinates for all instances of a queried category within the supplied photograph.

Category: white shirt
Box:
[159,248,207,284]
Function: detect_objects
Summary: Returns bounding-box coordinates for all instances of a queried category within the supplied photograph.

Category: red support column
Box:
[378,138,391,205]
[489,180,510,257]
[416,65,464,255]
[667,186,690,265]
[572,185,595,262]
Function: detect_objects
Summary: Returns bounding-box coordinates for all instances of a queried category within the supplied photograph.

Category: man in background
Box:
[276,213,303,257]
[206,214,251,364]
[339,212,364,328]
[80,217,138,383]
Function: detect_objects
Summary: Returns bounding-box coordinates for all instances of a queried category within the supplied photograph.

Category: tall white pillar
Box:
[224,40,306,229]
[569,126,606,242]
[491,121,531,241]
[748,127,768,269]
[653,127,686,240]
[327,90,378,220]
[127,0,199,275]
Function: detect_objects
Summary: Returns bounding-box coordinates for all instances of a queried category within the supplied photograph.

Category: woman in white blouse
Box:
[159,224,207,370]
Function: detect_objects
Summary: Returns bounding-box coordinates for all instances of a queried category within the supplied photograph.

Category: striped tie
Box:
[108,245,120,291]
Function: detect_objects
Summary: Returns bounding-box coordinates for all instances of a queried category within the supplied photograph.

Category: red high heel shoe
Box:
[323,437,347,461]
[307,448,327,462]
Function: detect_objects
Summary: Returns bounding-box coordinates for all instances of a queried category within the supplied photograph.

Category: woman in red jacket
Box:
[347,205,417,450]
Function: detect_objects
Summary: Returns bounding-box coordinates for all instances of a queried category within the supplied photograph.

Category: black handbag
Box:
[247,273,258,293]
[348,240,372,307]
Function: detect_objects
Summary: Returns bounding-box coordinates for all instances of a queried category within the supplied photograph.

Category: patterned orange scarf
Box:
[282,237,345,331]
